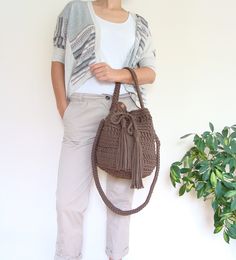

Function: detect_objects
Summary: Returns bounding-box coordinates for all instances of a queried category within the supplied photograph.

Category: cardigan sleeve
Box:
[51,4,70,64]
[137,23,157,73]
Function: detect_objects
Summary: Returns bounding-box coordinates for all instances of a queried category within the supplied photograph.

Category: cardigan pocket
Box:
[69,24,96,85]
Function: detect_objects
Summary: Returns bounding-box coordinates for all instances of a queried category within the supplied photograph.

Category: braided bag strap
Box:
[91,119,161,216]
[124,67,144,108]
[110,67,144,112]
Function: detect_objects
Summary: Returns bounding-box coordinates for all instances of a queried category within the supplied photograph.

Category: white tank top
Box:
[74,11,136,95]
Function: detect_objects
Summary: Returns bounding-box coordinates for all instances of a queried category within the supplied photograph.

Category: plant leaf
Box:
[210,171,217,188]
[223,230,230,243]
[209,122,214,132]
[212,199,218,211]
[230,140,236,153]
[215,169,223,180]
[180,168,191,173]
[230,132,236,139]
[170,164,181,186]
[227,226,236,239]
[180,133,195,139]
[222,127,229,138]
[202,169,211,181]
[224,190,236,198]
[196,182,205,191]
[215,182,224,198]
[179,184,186,196]
[231,198,236,211]
[214,225,223,234]
[223,181,236,190]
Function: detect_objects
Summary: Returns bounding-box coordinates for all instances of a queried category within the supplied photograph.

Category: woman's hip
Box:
[62,91,137,143]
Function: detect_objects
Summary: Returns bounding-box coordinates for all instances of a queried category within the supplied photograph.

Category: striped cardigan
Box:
[51,0,157,108]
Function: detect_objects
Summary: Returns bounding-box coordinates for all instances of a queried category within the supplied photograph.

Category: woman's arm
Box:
[89,63,156,85]
[115,67,156,84]
[51,3,71,119]
[51,61,68,119]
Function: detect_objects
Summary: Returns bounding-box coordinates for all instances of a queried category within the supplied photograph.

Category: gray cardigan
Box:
[51,0,157,108]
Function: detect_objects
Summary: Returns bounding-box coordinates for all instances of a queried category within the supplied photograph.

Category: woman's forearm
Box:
[89,63,156,85]
[51,61,68,118]
[116,67,156,85]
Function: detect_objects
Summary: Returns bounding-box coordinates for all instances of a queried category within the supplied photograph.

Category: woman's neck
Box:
[93,0,123,11]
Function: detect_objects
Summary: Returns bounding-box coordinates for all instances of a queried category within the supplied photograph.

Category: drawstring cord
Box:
[110,111,144,189]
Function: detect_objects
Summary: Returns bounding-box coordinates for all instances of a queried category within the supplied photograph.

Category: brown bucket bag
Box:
[91,67,161,216]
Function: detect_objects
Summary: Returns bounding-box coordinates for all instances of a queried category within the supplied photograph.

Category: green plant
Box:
[170,122,236,243]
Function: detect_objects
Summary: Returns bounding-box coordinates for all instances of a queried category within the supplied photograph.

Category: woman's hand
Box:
[51,61,70,120]
[58,100,69,119]
[89,62,122,82]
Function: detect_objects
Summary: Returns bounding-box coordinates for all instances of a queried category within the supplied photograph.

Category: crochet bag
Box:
[91,67,161,216]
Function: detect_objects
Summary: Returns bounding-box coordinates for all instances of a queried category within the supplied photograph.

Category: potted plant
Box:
[170,122,236,243]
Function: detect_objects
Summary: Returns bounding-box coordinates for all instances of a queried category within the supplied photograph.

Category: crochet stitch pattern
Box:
[91,67,161,216]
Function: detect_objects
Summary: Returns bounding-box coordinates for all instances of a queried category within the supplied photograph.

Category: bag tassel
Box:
[115,119,132,171]
[130,131,144,189]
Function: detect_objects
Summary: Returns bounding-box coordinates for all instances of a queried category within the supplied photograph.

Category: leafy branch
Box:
[170,122,236,243]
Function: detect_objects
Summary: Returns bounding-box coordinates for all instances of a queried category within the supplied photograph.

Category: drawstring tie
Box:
[110,111,144,189]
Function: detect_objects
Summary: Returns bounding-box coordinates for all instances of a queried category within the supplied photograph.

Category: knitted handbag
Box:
[91,67,161,216]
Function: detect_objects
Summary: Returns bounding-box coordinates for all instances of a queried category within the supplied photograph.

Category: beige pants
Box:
[54,92,139,260]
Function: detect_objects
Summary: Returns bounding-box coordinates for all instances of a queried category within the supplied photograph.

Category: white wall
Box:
[0,0,236,259]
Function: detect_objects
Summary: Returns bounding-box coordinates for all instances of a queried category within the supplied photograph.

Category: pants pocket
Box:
[62,101,72,120]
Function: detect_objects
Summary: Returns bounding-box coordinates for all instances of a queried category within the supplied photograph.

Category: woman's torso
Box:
[74,11,136,95]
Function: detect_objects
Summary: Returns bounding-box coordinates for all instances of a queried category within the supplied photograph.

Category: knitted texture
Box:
[91,67,161,215]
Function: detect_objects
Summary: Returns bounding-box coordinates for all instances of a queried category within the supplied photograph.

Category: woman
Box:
[51,0,157,259]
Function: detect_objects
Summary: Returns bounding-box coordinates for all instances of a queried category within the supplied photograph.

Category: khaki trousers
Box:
[54,92,139,260]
